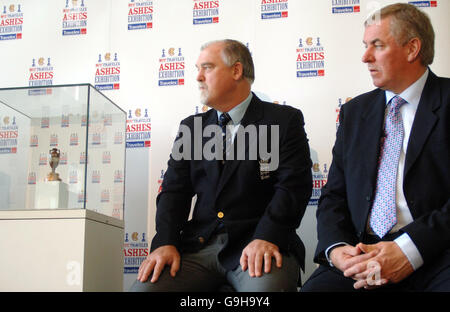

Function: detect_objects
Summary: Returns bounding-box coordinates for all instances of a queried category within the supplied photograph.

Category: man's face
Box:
[362,17,411,93]
[195,42,236,109]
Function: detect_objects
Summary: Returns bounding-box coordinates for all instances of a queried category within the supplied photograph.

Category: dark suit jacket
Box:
[315,70,450,266]
[151,93,312,271]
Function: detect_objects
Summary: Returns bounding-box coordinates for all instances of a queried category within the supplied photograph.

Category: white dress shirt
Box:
[216,92,253,156]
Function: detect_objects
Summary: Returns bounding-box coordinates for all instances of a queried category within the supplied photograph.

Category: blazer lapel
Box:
[404,71,440,177]
[201,110,221,187]
[215,94,264,198]
[360,90,386,196]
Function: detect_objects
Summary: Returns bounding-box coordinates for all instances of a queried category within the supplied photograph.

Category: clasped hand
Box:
[330,242,414,289]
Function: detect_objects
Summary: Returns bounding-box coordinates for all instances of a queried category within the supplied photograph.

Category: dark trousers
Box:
[301,233,450,292]
[129,233,300,292]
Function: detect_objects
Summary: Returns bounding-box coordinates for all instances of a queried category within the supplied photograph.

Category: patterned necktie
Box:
[370,95,406,238]
[218,113,231,163]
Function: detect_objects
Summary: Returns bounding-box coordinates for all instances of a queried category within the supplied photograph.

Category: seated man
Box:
[130,39,312,292]
[302,3,450,292]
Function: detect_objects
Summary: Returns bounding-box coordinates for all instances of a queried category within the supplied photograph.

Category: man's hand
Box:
[240,239,282,277]
[343,242,414,289]
[137,245,180,283]
[329,244,379,273]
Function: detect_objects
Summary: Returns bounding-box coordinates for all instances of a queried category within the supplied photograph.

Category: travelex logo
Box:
[62,0,87,36]
[296,37,324,78]
[95,52,120,91]
[408,1,437,7]
[29,57,54,87]
[261,0,288,20]
[308,162,328,206]
[193,0,219,25]
[0,4,23,41]
[158,48,185,86]
[128,0,153,30]
[126,108,151,148]
[331,0,360,14]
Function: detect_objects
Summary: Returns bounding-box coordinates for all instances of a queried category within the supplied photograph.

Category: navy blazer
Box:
[151,93,313,271]
[315,70,450,266]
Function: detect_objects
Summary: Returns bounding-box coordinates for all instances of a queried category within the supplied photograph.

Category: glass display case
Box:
[0,84,126,220]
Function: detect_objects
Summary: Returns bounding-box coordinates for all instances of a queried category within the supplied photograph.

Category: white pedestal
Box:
[0,209,124,291]
[35,181,69,209]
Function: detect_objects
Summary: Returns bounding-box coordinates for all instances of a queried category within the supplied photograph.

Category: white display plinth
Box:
[35,181,69,209]
[0,209,124,291]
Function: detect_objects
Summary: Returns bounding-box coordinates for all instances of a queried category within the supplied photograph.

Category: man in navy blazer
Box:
[302,3,449,291]
[131,39,312,292]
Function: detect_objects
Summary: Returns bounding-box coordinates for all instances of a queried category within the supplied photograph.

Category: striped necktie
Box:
[218,112,231,164]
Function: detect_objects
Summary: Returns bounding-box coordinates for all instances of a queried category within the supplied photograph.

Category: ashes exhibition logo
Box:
[95,52,120,91]
[193,0,219,25]
[296,37,325,78]
[309,162,328,206]
[126,108,151,148]
[128,0,153,30]
[158,48,185,86]
[331,0,360,14]
[336,97,352,130]
[261,0,288,20]
[0,4,23,41]
[62,0,87,36]
[29,57,54,87]
[124,232,148,274]
[0,116,18,154]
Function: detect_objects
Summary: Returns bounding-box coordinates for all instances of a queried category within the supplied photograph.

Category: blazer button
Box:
[198,236,205,244]
[217,212,224,219]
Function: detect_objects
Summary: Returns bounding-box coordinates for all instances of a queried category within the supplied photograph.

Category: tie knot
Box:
[390,96,407,112]
[219,113,231,127]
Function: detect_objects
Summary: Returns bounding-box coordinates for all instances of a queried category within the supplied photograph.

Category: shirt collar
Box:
[385,68,429,108]
[216,92,253,125]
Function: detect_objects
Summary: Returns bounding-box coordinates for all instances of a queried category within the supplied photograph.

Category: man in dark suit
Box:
[301,3,449,291]
[130,39,312,292]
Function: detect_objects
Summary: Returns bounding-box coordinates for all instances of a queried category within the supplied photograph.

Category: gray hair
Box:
[201,39,255,84]
[365,3,435,66]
